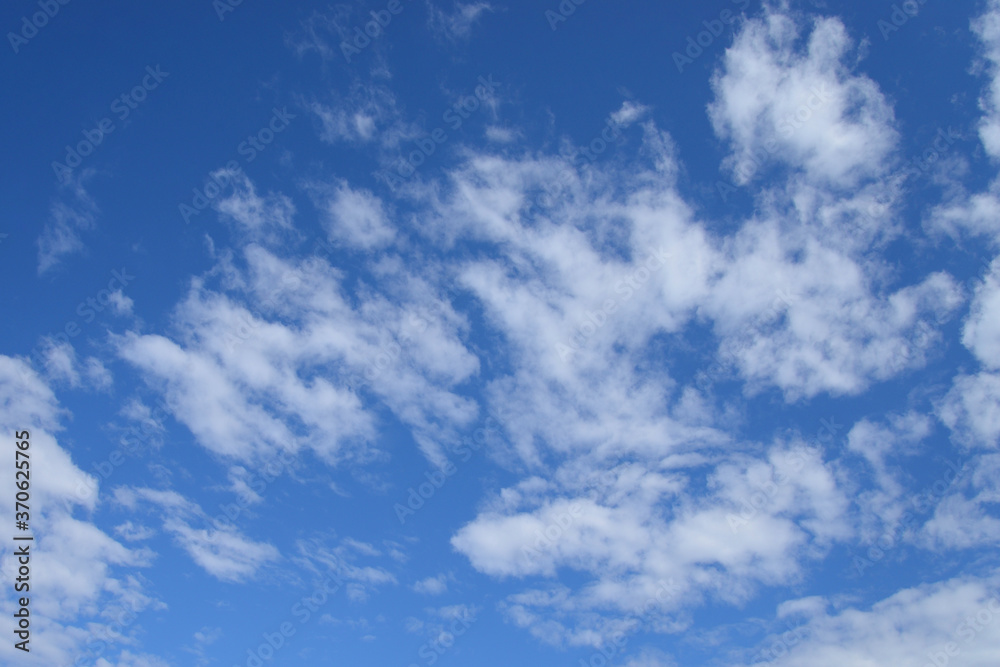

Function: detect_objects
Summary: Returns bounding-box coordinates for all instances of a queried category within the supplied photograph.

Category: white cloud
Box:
[621,647,676,667]
[165,518,280,583]
[38,338,112,390]
[732,573,1000,666]
[846,411,936,543]
[310,82,419,150]
[610,101,650,127]
[212,168,296,242]
[94,649,173,667]
[318,179,395,249]
[291,537,397,604]
[704,242,963,399]
[928,187,1000,243]
[926,2,1000,244]
[964,258,1000,369]
[114,521,156,542]
[342,537,381,557]
[485,125,518,143]
[113,487,280,583]
[413,574,448,595]
[109,289,135,316]
[922,492,1000,551]
[83,357,114,390]
[117,206,480,469]
[975,0,1000,160]
[0,356,160,666]
[427,2,494,41]
[939,265,1000,450]
[313,102,378,143]
[940,372,1000,448]
[405,603,479,648]
[452,441,850,647]
[37,174,98,275]
[41,338,79,385]
[941,259,1000,448]
[286,7,352,61]
[929,1,1000,453]
[708,9,897,188]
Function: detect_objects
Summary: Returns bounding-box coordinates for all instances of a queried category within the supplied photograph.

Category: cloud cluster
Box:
[0,357,161,666]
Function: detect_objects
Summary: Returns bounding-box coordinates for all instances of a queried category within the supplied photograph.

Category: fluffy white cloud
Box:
[212,168,296,243]
[964,258,1000,369]
[40,338,112,390]
[118,201,480,470]
[610,101,650,127]
[940,260,1000,448]
[453,440,850,647]
[846,411,936,543]
[927,2,1000,244]
[929,1,1000,455]
[734,574,1000,666]
[940,372,1000,448]
[109,289,135,316]
[975,0,1000,160]
[709,9,897,188]
[929,187,1000,243]
[0,356,160,666]
[318,179,395,249]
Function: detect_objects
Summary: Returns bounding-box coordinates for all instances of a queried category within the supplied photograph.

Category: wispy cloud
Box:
[37,173,98,275]
[113,486,281,582]
[427,1,495,41]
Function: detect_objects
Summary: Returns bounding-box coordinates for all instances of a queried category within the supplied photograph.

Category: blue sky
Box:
[3,0,1000,665]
